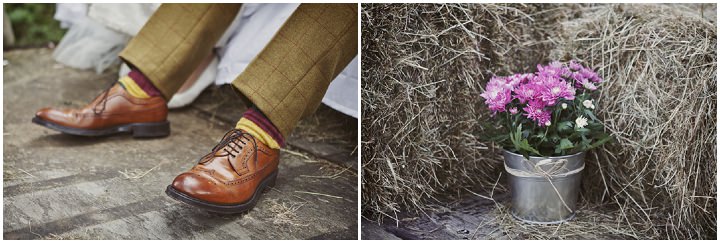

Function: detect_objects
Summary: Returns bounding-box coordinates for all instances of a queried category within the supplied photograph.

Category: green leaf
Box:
[548,134,561,143]
[575,127,590,133]
[559,138,575,150]
[521,128,532,138]
[510,125,541,156]
[586,134,613,150]
[488,133,509,142]
[583,109,599,121]
[516,138,541,156]
[510,126,522,152]
[585,122,603,130]
[557,121,573,133]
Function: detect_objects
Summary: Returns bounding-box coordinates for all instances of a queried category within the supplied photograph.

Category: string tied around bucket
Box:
[504,158,585,213]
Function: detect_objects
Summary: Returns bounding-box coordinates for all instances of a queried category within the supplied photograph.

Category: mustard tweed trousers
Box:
[119,3,358,137]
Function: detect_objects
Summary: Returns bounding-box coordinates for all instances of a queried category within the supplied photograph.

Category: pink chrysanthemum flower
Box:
[480,61,600,123]
[572,67,602,83]
[507,73,534,87]
[523,100,552,126]
[539,76,575,106]
[514,81,542,104]
[480,79,513,112]
[580,67,603,83]
[537,61,571,78]
[575,78,597,91]
[503,76,522,90]
[484,76,517,93]
[568,60,583,71]
[570,65,602,90]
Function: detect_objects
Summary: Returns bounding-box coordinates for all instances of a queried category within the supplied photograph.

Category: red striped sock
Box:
[241,107,285,147]
[127,68,162,97]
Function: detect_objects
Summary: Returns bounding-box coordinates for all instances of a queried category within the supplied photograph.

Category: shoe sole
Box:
[165,170,277,214]
[32,116,170,138]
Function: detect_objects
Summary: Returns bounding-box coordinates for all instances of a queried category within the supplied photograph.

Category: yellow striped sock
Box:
[118,76,150,99]
[235,118,280,149]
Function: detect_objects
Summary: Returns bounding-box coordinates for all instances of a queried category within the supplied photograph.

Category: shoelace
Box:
[199,129,259,176]
[92,80,118,115]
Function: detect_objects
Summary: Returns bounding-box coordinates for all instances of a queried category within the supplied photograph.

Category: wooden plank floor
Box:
[3,48,358,240]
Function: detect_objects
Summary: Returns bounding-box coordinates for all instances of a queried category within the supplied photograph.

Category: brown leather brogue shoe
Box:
[165,129,280,213]
[33,83,169,138]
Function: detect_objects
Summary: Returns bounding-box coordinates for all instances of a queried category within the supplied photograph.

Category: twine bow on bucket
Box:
[504,158,585,213]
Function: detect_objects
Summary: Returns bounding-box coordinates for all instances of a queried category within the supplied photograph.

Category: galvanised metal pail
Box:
[503,150,585,224]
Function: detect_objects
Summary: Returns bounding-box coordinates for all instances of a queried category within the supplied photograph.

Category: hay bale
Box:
[360,3,577,221]
[361,3,716,239]
[551,4,717,239]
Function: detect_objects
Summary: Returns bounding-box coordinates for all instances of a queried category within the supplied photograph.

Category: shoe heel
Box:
[131,121,170,138]
[263,172,277,192]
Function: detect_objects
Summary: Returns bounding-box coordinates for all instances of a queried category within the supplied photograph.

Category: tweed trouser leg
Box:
[232,3,358,138]
[119,3,357,138]
[119,3,241,99]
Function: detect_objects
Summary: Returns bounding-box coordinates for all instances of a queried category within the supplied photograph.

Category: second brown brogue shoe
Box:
[33,83,170,138]
[165,129,280,214]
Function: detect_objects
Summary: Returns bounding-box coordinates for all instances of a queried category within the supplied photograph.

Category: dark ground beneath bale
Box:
[362,181,655,240]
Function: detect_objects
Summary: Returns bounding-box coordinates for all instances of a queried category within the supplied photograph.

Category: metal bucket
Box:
[503,150,585,224]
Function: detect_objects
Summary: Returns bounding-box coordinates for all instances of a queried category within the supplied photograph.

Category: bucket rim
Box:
[502,149,585,160]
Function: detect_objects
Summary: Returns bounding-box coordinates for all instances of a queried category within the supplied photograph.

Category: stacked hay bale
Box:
[551,4,717,239]
[361,3,716,239]
[361,3,575,220]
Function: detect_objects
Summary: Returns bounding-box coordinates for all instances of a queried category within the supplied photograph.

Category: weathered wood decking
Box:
[3,48,358,240]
